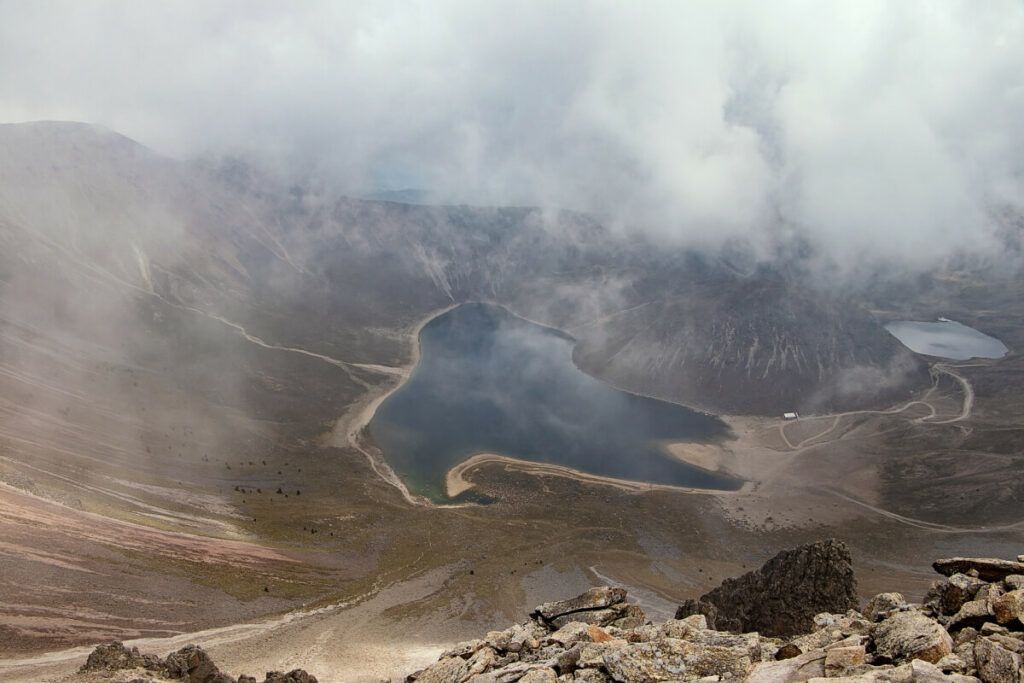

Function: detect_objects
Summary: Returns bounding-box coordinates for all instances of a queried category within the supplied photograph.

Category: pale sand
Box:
[663,442,731,473]
[444,452,754,499]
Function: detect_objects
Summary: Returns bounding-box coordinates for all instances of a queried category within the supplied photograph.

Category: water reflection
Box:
[369,303,740,501]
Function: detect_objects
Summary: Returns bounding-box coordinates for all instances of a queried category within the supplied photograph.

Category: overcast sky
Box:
[1,1,1022,269]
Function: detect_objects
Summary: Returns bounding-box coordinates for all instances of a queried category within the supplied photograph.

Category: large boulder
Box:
[674,539,858,637]
[974,636,1022,683]
[79,642,144,672]
[162,645,229,683]
[934,559,1024,583]
[533,587,627,624]
[994,590,1024,627]
[601,638,752,682]
[873,611,954,664]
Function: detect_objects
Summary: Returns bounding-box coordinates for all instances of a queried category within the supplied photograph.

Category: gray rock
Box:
[263,674,318,683]
[162,645,225,683]
[602,638,752,682]
[675,540,858,637]
[873,612,954,664]
[747,649,826,683]
[993,590,1024,626]
[933,559,1024,583]
[867,594,908,622]
[519,669,558,683]
[414,657,469,683]
[534,588,628,624]
[824,644,867,677]
[949,600,996,632]
[926,575,986,617]
[973,636,1022,683]
[80,642,144,672]
[1004,576,1024,592]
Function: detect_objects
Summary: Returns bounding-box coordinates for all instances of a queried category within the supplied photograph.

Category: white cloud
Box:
[1,0,1021,270]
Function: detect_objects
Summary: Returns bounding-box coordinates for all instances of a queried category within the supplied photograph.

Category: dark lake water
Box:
[368,303,740,501]
[885,320,1007,361]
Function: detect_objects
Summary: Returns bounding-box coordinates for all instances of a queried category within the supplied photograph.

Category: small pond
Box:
[885,319,1007,361]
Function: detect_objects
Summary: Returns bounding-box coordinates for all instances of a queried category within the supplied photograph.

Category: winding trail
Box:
[778,363,976,449]
[819,487,1024,534]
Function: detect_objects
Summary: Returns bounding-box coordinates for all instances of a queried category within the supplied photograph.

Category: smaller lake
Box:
[885,320,1008,360]
[368,303,740,501]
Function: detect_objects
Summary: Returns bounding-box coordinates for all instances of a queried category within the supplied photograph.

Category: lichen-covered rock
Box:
[80,641,144,672]
[993,590,1024,627]
[518,668,558,683]
[414,657,470,683]
[949,601,997,632]
[674,539,858,637]
[873,612,953,664]
[867,594,908,622]
[928,575,987,617]
[747,649,826,682]
[824,644,867,677]
[162,645,226,683]
[534,588,627,624]
[974,636,1022,683]
[601,638,752,682]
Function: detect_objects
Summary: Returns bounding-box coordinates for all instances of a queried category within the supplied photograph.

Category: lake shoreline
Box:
[331,300,741,507]
[444,451,754,500]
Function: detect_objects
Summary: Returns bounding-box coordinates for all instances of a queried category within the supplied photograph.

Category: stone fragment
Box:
[873,612,953,664]
[601,638,751,682]
[1004,576,1024,592]
[414,657,469,683]
[866,594,907,622]
[549,623,593,647]
[974,636,1022,683]
[949,600,996,631]
[441,639,484,659]
[263,672,318,683]
[534,588,627,623]
[519,669,558,683]
[926,575,986,617]
[824,644,867,677]
[994,590,1024,626]
[933,559,1024,583]
[909,658,980,683]
[935,653,967,673]
[609,604,647,629]
[746,649,826,683]
[572,670,610,682]
[550,609,619,630]
[163,645,223,683]
[775,643,803,660]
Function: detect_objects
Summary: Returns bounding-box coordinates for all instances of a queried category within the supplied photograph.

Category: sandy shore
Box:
[327,303,460,506]
[444,452,754,499]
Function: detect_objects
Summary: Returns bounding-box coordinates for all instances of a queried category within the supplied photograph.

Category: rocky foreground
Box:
[78,542,1024,683]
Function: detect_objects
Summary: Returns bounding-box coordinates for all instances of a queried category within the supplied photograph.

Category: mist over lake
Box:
[368,303,740,501]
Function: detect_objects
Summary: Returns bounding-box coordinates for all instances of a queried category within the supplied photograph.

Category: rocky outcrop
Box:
[79,642,317,683]
[408,551,1024,683]
[674,539,859,637]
